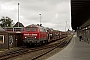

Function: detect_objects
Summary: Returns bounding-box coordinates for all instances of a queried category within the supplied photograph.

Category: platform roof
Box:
[71,0,90,30]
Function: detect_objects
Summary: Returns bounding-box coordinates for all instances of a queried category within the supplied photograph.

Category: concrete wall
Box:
[77,28,90,43]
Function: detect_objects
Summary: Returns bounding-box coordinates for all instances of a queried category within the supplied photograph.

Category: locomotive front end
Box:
[23,33,38,44]
[23,26,40,45]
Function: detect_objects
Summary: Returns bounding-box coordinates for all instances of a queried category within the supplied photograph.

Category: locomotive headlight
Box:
[25,37,27,38]
[35,37,36,38]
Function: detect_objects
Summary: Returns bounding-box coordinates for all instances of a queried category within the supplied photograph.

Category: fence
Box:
[3,27,24,32]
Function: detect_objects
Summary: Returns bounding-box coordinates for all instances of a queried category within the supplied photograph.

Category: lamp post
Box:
[18,3,19,27]
[65,21,67,31]
[39,14,41,25]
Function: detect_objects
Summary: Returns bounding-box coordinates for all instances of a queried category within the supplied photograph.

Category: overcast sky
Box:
[0,0,71,31]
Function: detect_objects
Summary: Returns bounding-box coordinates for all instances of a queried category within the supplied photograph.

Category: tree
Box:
[0,16,14,27]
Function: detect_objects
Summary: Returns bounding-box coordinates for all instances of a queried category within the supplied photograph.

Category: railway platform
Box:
[46,34,90,60]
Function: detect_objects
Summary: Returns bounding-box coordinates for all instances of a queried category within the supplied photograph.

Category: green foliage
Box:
[0,16,14,27]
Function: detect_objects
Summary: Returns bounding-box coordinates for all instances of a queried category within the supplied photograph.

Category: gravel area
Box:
[7,48,54,60]
[0,47,20,55]
[1,35,72,60]
[7,43,69,60]
[36,47,63,60]
[37,43,69,60]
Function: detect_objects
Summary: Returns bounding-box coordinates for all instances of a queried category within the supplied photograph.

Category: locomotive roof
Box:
[26,24,43,28]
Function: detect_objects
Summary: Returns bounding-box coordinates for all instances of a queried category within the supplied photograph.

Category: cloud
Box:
[0,0,72,31]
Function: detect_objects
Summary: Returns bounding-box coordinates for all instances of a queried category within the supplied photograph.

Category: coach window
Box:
[0,35,4,44]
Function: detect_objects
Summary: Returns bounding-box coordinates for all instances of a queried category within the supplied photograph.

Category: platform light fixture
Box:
[65,21,67,31]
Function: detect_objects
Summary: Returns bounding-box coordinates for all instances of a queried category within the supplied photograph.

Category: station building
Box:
[0,22,24,49]
[0,26,8,49]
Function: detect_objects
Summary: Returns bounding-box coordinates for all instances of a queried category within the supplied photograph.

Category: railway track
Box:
[0,35,72,60]
[31,36,72,60]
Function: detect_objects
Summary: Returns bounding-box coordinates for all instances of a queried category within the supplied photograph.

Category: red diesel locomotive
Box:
[22,24,48,45]
[22,24,67,46]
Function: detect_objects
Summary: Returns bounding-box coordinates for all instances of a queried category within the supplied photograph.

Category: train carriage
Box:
[61,31,67,38]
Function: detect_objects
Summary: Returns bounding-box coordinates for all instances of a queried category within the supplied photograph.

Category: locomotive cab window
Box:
[31,27,36,32]
[26,27,30,31]
[0,35,4,44]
